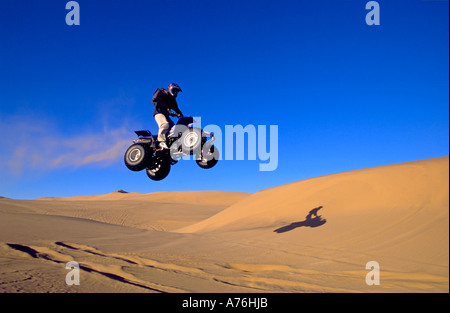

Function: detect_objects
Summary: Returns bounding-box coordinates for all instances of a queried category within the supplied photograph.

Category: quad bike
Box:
[124,112,219,181]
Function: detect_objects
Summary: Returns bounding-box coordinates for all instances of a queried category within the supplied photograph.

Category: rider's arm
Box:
[171,101,183,117]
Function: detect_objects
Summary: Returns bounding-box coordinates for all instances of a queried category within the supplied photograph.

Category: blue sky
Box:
[0,0,448,199]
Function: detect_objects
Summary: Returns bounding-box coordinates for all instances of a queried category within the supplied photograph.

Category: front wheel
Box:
[146,157,171,181]
[180,128,202,155]
[196,144,219,169]
[124,143,151,171]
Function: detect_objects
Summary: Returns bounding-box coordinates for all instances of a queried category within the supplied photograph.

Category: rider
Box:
[152,83,184,149]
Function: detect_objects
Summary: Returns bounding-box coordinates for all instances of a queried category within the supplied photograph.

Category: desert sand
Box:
[0,157,448,293]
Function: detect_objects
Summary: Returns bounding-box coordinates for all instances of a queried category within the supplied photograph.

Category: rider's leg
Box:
[155,113,169,142]
[154,113,174,148]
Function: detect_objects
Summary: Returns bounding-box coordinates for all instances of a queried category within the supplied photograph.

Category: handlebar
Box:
[168,111,183,118]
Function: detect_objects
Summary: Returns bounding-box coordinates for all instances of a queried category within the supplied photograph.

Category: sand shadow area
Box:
[274,206,327,233]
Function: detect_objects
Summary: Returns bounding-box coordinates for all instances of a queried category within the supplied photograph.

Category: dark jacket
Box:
[152,88,183,118]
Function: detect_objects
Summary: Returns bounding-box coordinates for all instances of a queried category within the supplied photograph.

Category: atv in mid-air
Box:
[124,113,219,181]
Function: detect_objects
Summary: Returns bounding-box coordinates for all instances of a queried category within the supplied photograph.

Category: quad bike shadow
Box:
[124,113,219,181]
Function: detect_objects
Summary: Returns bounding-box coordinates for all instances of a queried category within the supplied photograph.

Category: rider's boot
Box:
[158,141,169,150]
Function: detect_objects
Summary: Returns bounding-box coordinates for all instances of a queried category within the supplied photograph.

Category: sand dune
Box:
[0,157,448,292]
[4,191,251,231]
[36,190,249,205]
[179,157,448,234]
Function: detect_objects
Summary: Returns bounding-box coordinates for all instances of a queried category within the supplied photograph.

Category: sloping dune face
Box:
[178,157,449,279]
[179,157,449,234]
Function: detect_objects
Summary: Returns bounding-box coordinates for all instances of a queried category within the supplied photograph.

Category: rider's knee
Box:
[160,122,170,131]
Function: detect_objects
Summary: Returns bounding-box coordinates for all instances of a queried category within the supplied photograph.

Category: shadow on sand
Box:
[274,206,327,234]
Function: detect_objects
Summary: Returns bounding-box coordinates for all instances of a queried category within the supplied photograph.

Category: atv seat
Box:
[135,130,153,139]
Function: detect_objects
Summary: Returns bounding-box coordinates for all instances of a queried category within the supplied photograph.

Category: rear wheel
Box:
[196,144,219,169]
[146,157,171,181]
[124,144,150,171]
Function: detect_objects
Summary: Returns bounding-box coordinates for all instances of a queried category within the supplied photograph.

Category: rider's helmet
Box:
[168,83,182,97]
